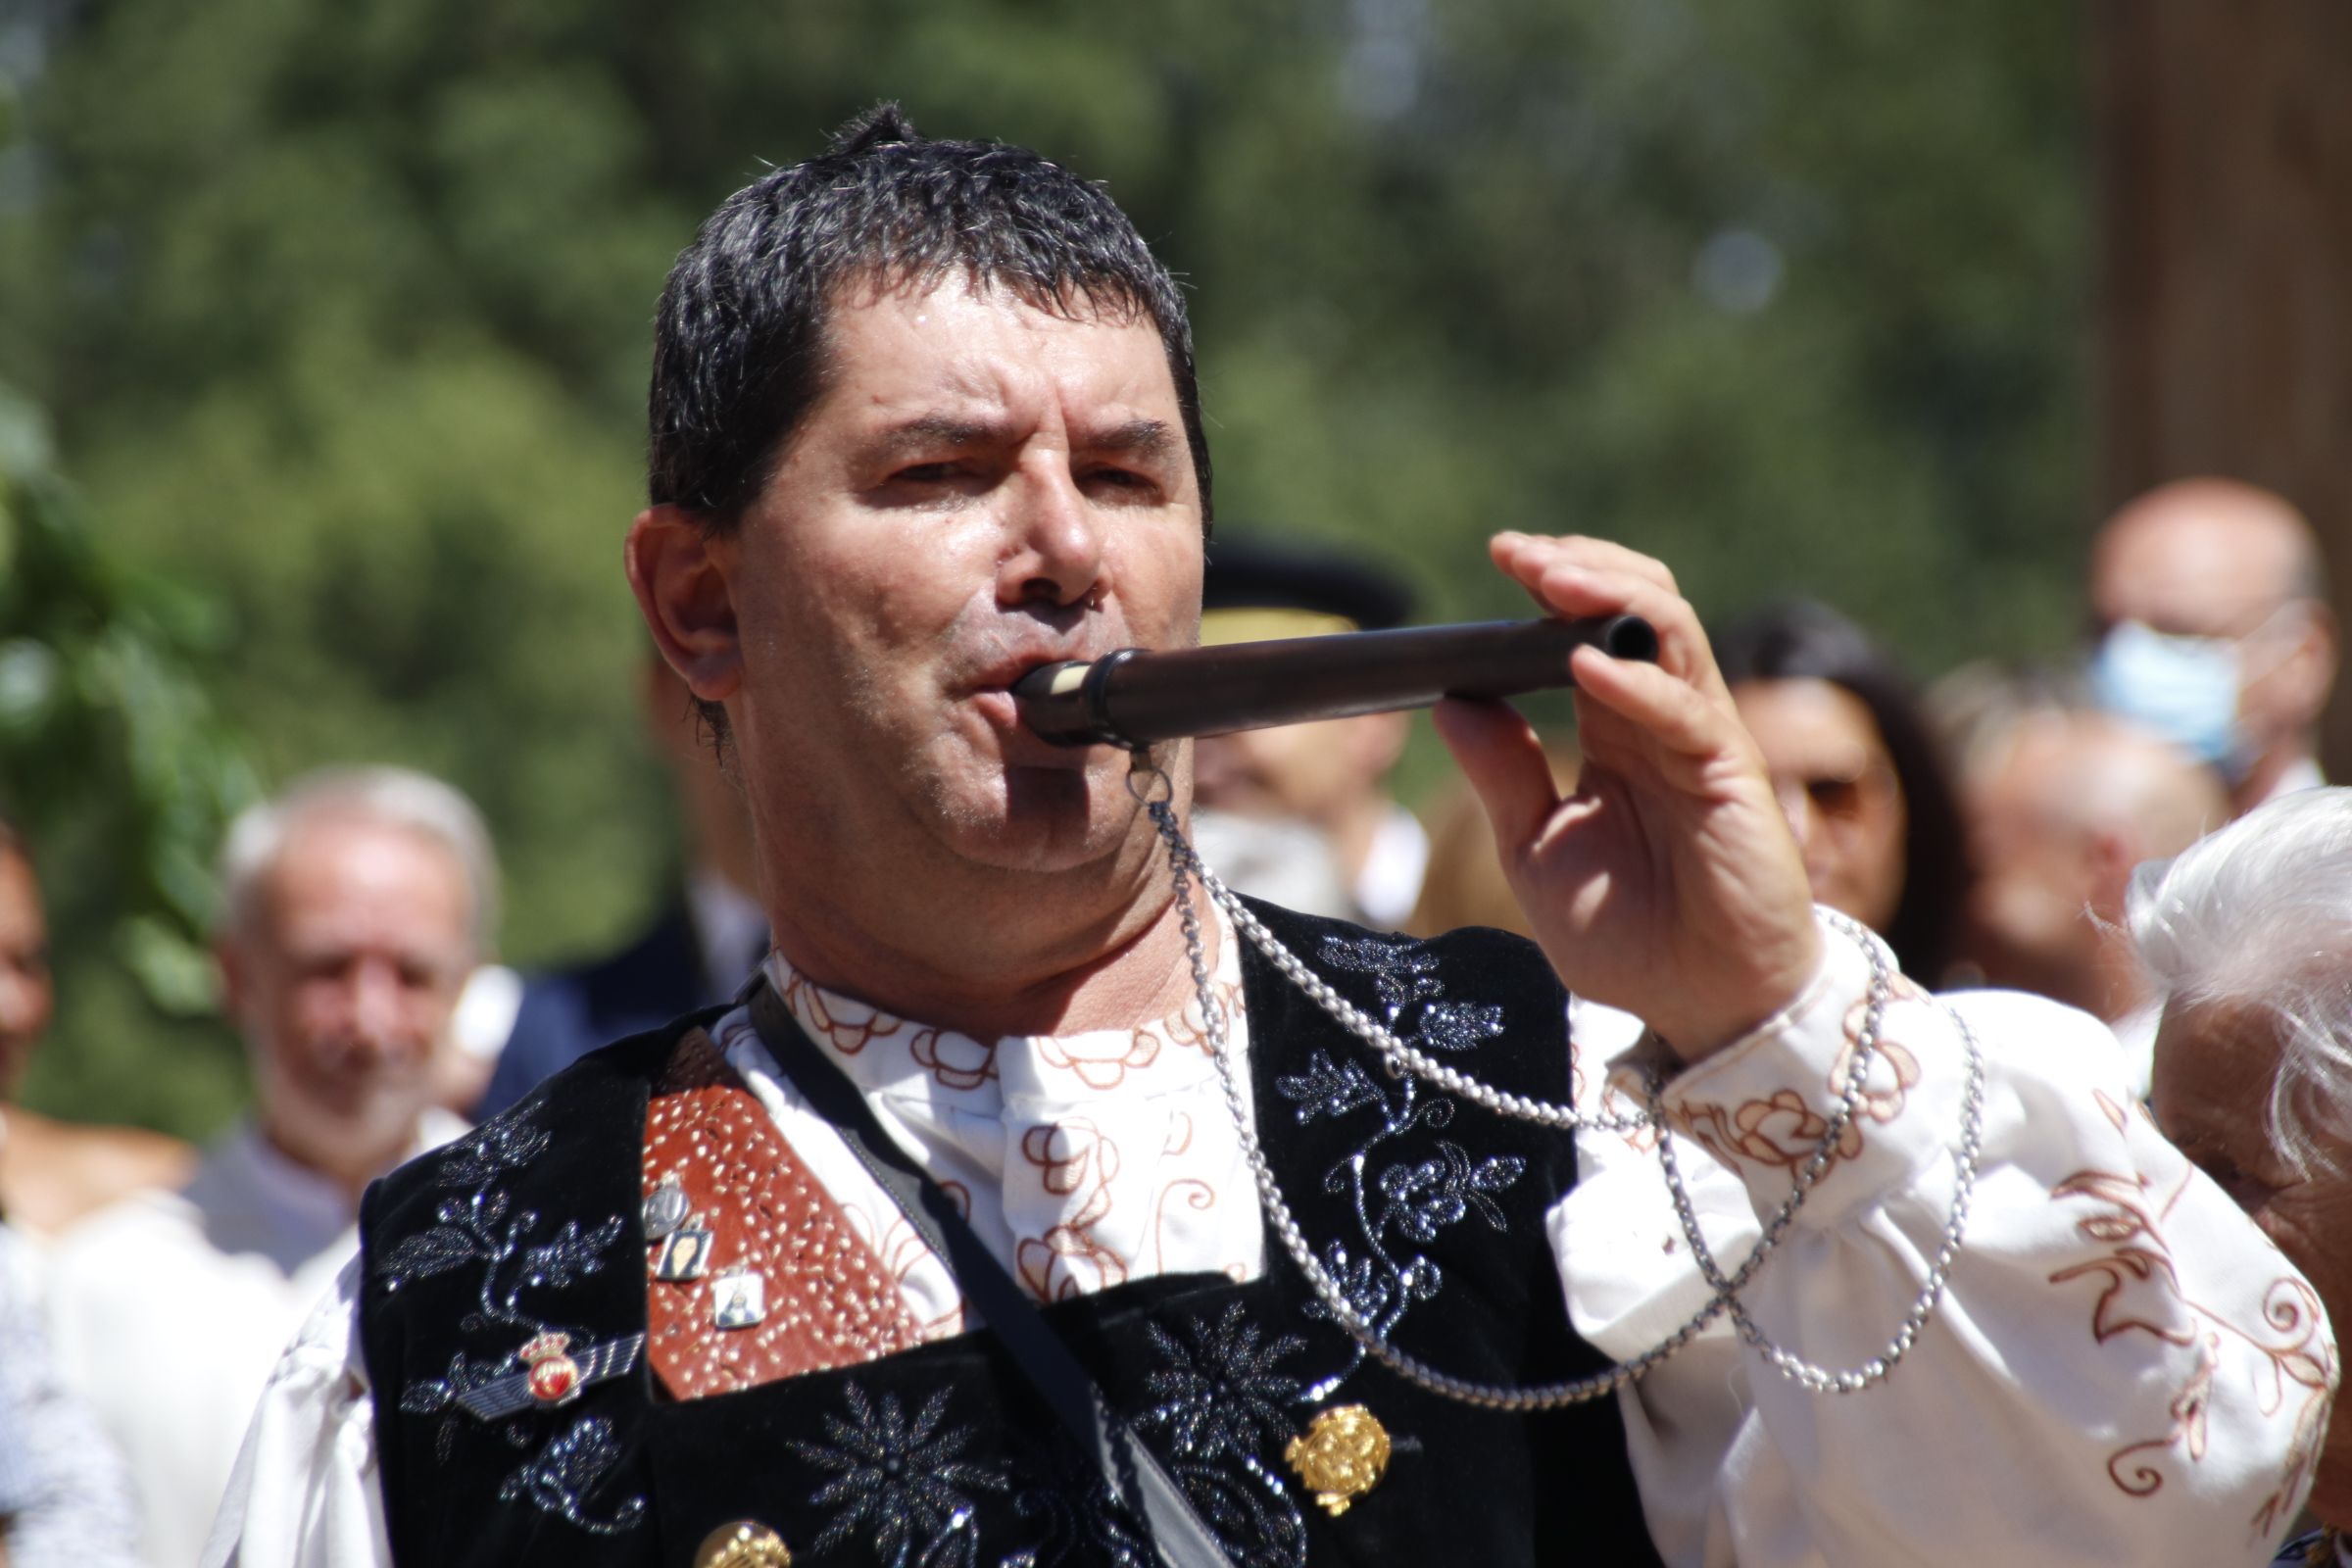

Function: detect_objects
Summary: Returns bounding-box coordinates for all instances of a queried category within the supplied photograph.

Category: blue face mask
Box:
[2087,619,2247,776]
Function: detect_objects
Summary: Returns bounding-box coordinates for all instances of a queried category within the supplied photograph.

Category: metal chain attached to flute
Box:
[1015,615,1990,1409]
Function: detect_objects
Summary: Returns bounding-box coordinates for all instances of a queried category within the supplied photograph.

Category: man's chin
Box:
[931,764,1145,876]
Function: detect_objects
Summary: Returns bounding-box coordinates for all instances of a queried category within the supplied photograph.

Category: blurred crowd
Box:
[2,472,2348,1564]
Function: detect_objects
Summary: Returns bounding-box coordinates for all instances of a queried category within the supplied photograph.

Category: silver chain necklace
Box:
[1134,766,1987,1408]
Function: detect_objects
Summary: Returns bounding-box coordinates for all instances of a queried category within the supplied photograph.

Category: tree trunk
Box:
[2092,0,2352,772]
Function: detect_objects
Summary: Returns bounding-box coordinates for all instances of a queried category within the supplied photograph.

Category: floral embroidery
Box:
[373,1115,645,1534]
[1669,982,1924,1183]
[1139,1302,1310,1568]
[1275,932,1528,1396]
[1275,1050,1382,1125]
[1378,1142,1521,1242]
[1038,1028,1163,1092]
[792,1305,1313,1568]
[494,1414,646,1535]
[791,1383,1009,1564]
[783,967,1001,1091]
[1009,1457,1155,1568]
[1675,1089,1864,1176]
[2049,1103,2336,1541]
[1165,976,1248,1061]
[1016,1120,1129,1303]
[763,929,1257,1336]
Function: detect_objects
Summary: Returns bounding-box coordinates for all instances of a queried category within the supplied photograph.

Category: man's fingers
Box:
[1432,698,1562,854]
[1492,532,1680,597]
[1569,644,1734,759]
[1520,563,1729,701]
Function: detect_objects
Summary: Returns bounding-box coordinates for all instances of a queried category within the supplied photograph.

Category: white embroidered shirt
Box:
[206,907,2332,1568]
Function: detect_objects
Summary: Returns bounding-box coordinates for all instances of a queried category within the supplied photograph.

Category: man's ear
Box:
[626,506,743,705]
[2082,824,2139,926]
[2278,602,2339,728]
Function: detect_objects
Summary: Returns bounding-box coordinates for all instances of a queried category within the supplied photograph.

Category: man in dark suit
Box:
[476,653,765,1116]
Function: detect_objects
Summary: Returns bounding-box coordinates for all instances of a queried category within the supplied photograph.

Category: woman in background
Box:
[1713,599,1970,985]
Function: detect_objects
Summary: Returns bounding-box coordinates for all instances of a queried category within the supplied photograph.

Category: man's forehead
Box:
[263,816,470,921]
[2095,504,2305,617]
[821,276,1171,401]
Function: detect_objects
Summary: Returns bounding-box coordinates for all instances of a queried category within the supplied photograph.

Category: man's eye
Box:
[1082,466,1153,496]
[891,462,959,484]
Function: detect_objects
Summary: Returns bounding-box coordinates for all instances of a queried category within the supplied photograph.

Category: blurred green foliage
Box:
[0,0,2088,1136]
[0,384,260,1127]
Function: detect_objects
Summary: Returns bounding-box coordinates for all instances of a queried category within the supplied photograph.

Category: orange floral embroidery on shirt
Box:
[783,970,1002,1091]
[1036,1029,1162,1092]
[1015,1119,1128,1303]
[1670,991,1926,1181]
[2049,1105,2335,1538]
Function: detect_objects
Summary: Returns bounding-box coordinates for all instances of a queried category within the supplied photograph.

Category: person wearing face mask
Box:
[2086,478,2338,816]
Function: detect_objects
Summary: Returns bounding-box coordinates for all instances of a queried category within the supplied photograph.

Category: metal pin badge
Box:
[653,1216,714,1282]
[711,1265,767,1331]
[1285,1403,1392,1516]
[695,1520,791,1568]
[644,1172,691,1242]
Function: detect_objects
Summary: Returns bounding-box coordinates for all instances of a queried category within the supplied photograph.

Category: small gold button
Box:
[696,1519,792,1568]
[1284,1403,1392,1517]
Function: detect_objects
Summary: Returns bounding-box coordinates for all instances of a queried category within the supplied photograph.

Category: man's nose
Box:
[342,960,411,1054]
[999,459,1106,611]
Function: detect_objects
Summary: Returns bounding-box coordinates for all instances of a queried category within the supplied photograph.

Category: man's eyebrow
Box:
[867,415,1004,460]
[862,415,1178,463]
[1081,418,1177,461]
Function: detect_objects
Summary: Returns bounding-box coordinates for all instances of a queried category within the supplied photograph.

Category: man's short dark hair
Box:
[648,103,1212,530]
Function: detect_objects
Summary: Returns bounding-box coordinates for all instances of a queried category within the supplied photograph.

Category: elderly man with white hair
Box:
[44,766,490,1568]
[2136,785,2352,1565]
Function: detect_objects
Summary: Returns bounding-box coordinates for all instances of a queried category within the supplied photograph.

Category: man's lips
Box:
[962,651,1119,757]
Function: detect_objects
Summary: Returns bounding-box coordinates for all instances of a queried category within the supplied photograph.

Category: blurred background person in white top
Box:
[43,766,488,1568]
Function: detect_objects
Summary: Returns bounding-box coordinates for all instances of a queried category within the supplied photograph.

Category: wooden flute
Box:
[1010,614,1659,750]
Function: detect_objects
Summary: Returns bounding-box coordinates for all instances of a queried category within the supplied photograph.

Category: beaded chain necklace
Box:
[1128,756,1990,1410]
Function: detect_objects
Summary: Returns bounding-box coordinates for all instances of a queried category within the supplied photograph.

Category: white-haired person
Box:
[2135,784,2352,1566]
[44,766,490,1568]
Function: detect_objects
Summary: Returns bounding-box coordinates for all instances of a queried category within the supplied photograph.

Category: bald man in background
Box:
[1960,708,2227,1094]
[2088,478,2337,815]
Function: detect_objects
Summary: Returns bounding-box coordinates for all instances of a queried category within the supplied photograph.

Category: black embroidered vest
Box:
[358,900,1663,1566]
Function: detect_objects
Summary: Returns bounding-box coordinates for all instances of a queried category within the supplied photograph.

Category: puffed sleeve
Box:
[1554,911,2333,1568]
[202,1258,391,1568]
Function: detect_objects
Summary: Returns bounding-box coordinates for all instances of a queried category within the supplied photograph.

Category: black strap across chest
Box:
[746,980,1239,1568]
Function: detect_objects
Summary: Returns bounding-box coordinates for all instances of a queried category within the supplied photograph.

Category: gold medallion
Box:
[1284,1403,1391,1516]
[695,1519,792,1568]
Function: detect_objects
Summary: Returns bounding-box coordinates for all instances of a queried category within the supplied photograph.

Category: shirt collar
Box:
[756,903,1243,1108]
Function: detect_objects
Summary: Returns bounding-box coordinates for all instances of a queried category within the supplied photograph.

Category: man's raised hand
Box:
[1431,532,1823,1062]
